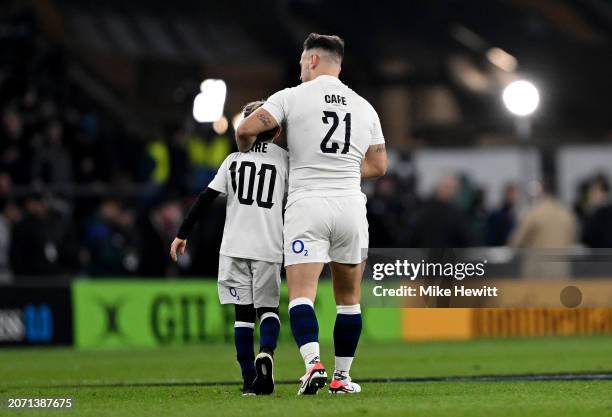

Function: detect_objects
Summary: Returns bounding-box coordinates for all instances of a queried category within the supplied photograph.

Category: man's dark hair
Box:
[303,33,344,62]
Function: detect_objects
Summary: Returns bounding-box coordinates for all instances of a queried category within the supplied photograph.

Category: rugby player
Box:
[171,101,288,395]
[236,34,387,395]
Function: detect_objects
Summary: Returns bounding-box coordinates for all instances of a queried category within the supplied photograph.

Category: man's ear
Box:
[310,53,319,69]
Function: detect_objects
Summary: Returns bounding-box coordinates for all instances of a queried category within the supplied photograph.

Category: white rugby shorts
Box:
[284,194,369,266]
[217,255,281,308]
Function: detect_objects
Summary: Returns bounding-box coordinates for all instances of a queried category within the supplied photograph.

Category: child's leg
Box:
[257,306,281,355]
[234,304,256,385]
[218,255,257,391]
[251,261,281,394]
[252,261,282,354]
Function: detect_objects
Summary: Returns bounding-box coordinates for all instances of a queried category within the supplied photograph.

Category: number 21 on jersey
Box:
[321,111,351,154]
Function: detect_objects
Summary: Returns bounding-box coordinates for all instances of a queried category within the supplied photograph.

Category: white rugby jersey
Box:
[262,75,385,205]
[208,142,288,263]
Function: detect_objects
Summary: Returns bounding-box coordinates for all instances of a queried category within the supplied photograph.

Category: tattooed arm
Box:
[235,107,279,152]
[361,144,387,178]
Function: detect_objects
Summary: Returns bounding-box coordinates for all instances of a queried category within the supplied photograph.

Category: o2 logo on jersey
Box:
[292,240,309,256]
[229,287,240,300]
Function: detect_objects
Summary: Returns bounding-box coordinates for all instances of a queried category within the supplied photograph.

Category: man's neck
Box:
[312,69,340,80]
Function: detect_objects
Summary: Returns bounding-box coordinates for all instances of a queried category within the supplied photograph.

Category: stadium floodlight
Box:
[502,80,539,117]
[193,79,227,122]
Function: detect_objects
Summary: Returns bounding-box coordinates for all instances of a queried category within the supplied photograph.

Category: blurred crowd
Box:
[368,168,612,250]
[2,9,612,282]
[0,9,231,280]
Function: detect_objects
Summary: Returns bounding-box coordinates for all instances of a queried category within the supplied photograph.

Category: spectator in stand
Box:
[185,127,233,193]
[9,192,59,276]
[409,174,471,248]
[137,197,184,277]
[582,176,612,248]
[0,108,32,184]
[486,184,518,246]
[0,198,11,281]
[509,180,576,248]
[32,120,72,186]
[367,175,407,247]
[71,130,101,184]
[0,171,21,281]
[466,187,488,246]
[85,199,137,276]
[509,180,576,278]
[167,127,190,194]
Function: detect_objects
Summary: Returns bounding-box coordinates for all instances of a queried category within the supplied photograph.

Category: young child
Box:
[170,101,288,395]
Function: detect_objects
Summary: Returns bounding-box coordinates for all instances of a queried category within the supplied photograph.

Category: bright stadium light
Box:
[193,79,227,122]
[502,80,539,117]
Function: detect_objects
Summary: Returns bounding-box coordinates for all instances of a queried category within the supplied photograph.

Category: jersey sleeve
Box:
[207,156,230,194]
[262,88,291,125]
[369,108,385,145]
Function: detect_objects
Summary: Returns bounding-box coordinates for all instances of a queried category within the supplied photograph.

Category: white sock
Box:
[299,341,320,370]
[334,356,354,378]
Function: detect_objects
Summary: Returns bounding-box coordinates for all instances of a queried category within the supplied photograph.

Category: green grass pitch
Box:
[1,336,611,417]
